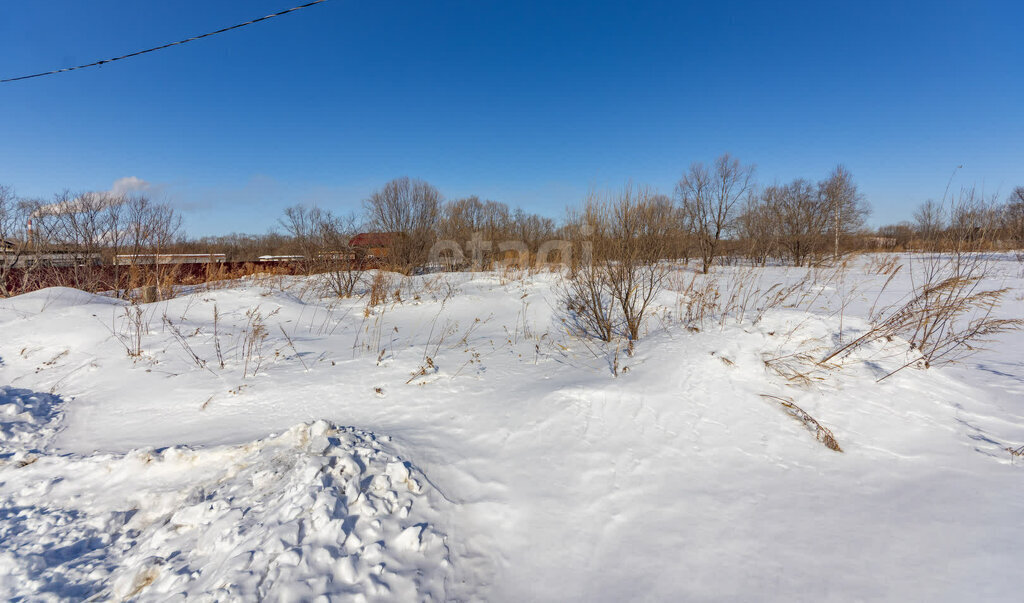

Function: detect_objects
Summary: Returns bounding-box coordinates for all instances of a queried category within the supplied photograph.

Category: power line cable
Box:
[1,0,333,84]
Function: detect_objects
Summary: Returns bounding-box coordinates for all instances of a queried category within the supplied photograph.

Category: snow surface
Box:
[1,256,1023,600]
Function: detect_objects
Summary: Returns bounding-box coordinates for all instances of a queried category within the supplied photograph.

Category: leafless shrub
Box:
[115,195,183,297]
[760,394,843,452]
[279,204,364,297]
[1004,186,1024,248]
[913,200,947,250]
[110,303,147,358]
[5,191,183,297]
[908,185,1012,252]
[561,186,670,341]
[560,259,617,341]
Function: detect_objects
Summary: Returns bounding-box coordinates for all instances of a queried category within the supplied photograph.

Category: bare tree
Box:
[607,186,671,339]
[280,204,328,273]
[1004,186,1024,247]
[676,154,755,273]
[734,194,776,265]
[364,177,441,272]
[117,196,182,295]
[278,204,364,296]
[1013,186,1024,205]
[438,196,513,268]
[876,222,914,249]
[913,199,946,250]
[0,185,34,297]
[105,197,126,296]
[316,209,362,297]
[947,187,999,251]
[763,179,830,266]
[25,191,122,291]
[819,165,868,260]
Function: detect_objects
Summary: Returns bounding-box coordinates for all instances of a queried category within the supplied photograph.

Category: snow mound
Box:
[0,287,122,315]
[0,421,452,601]
[0,386,63,460]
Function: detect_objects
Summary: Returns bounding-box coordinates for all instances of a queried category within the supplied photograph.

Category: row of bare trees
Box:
[876,186,1024,251]
[276,204,362,296]
[0,186,181,296]
[0,160,874,298]
[4,169,1022,300]
[180,176,1022,272]
[363,177,561,272]
[731,166,870,266]
[554,162,866,342]
[275,177,559,276]
[330,160,871,275]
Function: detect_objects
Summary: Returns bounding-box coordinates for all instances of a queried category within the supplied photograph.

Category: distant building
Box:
[349,232,403,259]
[866,237,898,249]
[258,255,305,262]
[114,254,226,266]
[2,241,101,267]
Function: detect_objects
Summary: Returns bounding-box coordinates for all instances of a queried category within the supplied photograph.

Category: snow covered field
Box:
[1,254,1023,601]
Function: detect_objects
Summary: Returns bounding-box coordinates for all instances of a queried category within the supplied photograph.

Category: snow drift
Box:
[0,419,452,601]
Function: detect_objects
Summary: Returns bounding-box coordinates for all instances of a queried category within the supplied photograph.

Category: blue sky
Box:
[2,0,1022,236]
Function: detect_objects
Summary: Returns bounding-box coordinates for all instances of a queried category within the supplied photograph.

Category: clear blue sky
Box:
[2,0,1022,236]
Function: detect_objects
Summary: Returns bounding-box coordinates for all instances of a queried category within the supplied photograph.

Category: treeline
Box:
[0,187,183,295]
[255,157,876,273]
[241,176,560,274]
[3,161,1024,296]
[876,186,1024,252]
[256,159,876,274]
[175,174,1022,270]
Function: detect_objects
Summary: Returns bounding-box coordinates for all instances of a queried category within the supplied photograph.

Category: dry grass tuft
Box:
[760,393,843,452]
[368,272,392,307]
[822,267,1024,379]
[762,350,827,386]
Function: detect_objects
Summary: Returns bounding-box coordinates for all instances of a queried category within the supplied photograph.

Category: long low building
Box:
[2,251,102,268]
[114,254,226,266]
[258,255,305,262]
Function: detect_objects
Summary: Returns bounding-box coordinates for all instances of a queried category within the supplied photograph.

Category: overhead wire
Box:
[1,0,333,83]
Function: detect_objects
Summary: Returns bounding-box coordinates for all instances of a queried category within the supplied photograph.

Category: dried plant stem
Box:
[760,394,843,452]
